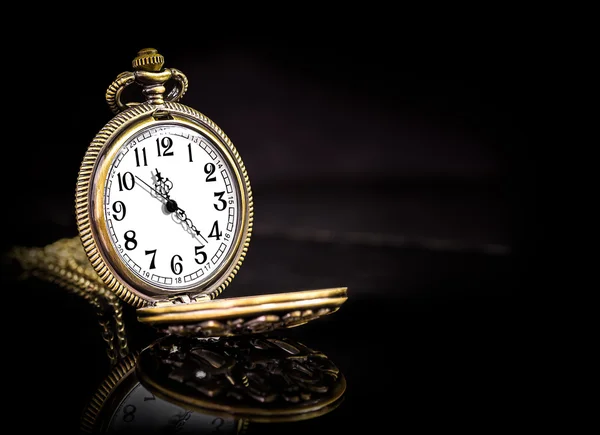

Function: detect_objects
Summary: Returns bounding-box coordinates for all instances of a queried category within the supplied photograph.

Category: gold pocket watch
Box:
[75,48,347,336]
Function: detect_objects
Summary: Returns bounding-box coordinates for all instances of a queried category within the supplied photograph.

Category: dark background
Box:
[3,23,538,434]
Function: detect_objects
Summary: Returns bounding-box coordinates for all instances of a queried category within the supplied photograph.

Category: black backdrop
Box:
[3,26,538,434]
[5,34,537,256]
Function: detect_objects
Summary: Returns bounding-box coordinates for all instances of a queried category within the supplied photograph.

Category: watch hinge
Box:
[153,293,210,307]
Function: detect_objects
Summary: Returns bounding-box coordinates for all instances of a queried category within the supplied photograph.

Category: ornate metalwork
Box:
[137,287,347,334]
[106,48,189,114]
[154,307,341,337]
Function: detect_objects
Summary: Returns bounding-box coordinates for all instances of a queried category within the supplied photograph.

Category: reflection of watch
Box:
[137,334,346,422]
[81,334,345,433]
[73,48,348,334]
[81,353,246,434]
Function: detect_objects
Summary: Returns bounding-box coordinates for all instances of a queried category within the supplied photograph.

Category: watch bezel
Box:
[76,102,253,308]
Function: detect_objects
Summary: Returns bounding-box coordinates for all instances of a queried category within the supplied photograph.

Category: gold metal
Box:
[106,48,188,114]
[132,47,164,71]
[138,287,348,336]
[79,49,254,309]
[7,237,129,365]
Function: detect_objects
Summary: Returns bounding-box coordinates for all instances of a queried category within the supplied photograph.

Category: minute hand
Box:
[134,175,168,201]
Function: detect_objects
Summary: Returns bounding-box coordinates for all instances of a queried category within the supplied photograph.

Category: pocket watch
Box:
[75,48,347,335]
[81,334,345,433]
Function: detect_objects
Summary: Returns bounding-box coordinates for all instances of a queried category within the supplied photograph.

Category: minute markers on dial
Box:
[102,123,241,291]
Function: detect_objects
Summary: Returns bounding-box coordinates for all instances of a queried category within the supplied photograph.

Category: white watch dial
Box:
[104,122,240,292]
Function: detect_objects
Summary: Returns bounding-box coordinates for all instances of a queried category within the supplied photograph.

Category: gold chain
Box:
[7,236,129,366]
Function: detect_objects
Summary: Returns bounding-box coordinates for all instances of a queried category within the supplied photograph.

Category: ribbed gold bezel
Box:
[76,102,253,308]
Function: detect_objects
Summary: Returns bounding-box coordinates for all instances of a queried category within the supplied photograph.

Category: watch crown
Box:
[132,48,165,72]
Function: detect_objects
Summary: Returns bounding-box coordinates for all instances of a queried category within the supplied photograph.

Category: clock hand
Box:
[134,175,169,202]
[174,207,209,244]
[154,169,173,199]
[154,169,209,244]
[135,173,208,243]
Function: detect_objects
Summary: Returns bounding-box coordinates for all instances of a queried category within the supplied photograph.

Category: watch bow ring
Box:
[105,48,189,115]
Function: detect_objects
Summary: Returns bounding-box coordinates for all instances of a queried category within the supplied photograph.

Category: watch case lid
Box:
[137,287,348,336]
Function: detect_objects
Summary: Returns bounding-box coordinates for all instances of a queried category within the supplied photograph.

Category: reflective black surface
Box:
[3,234,527,434]
[2,33,535,434]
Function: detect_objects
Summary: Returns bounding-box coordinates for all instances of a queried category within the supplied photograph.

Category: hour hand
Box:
[154,169,173,199]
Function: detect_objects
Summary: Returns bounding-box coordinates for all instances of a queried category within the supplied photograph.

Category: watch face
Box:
[78,103,252,305]
[104,122,240,292]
